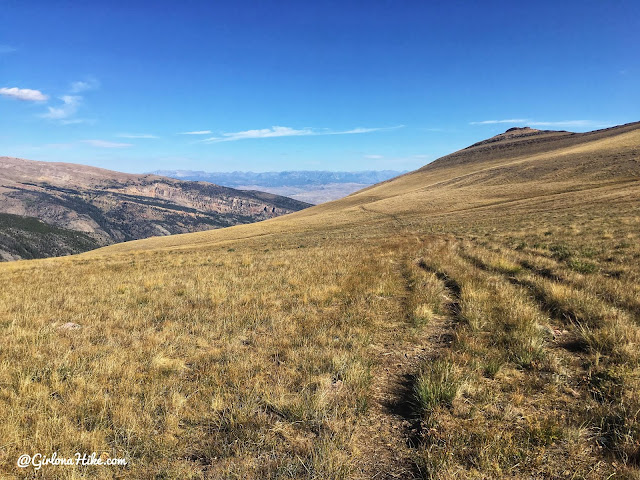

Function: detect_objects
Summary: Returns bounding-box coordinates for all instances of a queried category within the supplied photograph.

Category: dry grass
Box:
[0,239,423,478]
[408,236,639,479]
[1,122,639,478]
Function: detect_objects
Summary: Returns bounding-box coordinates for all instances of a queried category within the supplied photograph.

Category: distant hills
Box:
[0,157,310,261]
[152,170,406,187]
[151,170,406,204]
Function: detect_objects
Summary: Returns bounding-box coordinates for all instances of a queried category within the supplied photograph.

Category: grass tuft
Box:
[414,360,460,414]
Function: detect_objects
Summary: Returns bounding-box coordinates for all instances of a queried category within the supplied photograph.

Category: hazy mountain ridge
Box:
[0,157,311,260]
[152,170,406,187]
[152,169,406,204]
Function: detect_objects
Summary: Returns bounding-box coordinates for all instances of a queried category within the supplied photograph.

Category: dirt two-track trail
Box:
[352,247,461,479]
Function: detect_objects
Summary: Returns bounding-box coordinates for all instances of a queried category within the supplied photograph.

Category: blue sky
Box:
[1,1,638,173]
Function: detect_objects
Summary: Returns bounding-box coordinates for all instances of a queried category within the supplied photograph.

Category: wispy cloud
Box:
[117,133,159,139]
[60,118,96,125]
[0,45,16,54]
[470,118,529,125]
[38,78,100,123]
[203,126,311,143]
[70,77,100,93]
[41,139,131,149]
[364,154,383,159]
[201,125,403,143]
[43,142,75,149]
[41,95,82,120]
[82,139,132,148]
[0,87,48,101]
[179,130,212,135]
[470,118,607,128]
[528,120,602,127]
[338,126,401,135]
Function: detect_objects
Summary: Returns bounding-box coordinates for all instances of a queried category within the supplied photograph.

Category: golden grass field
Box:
[1,123,639,478]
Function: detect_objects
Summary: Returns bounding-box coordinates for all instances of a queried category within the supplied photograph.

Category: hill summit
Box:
[465,125,561,149]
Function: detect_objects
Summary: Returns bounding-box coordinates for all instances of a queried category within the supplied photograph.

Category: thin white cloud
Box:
[70,78,100,93]
[41,95,82,120]
[205,126,311,142]
[528,120,600,127]
[364,154,383,159]
[0,45,16,54]
[201,125,403,143]
[470,118,611,129]
[470,118,529,125]
[340,126,404,135]
[117,133,159,139]
[40,139,128,149]
[179,130,212,135]
[43,142,75,149]
[82,139,133,148]
[39,78,99,123]
[59,118,95,125]
[0,87,48,101]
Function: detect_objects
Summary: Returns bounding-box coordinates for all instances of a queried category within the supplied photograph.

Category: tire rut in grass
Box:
[416,258,462,324]
[353,257,458,479]
[457,248,594,397]
[478,243,640,319]
[395,258,461,469]
[459,249,591,351]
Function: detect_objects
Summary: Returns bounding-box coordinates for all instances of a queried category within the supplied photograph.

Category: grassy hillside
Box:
[0,123,638,478]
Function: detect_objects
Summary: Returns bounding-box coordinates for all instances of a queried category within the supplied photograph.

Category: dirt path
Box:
[351,258,459,479]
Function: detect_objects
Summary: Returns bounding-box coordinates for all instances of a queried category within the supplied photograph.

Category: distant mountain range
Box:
[0,157,310,261]
[151,170,406,187]
[151,170,407,204]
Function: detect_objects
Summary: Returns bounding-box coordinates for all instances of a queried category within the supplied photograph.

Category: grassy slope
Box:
[88,122,640,256]
[0,123,638,479]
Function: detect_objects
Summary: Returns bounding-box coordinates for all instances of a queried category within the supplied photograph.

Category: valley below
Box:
[0,157,310,261]
[153,170,406,205]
